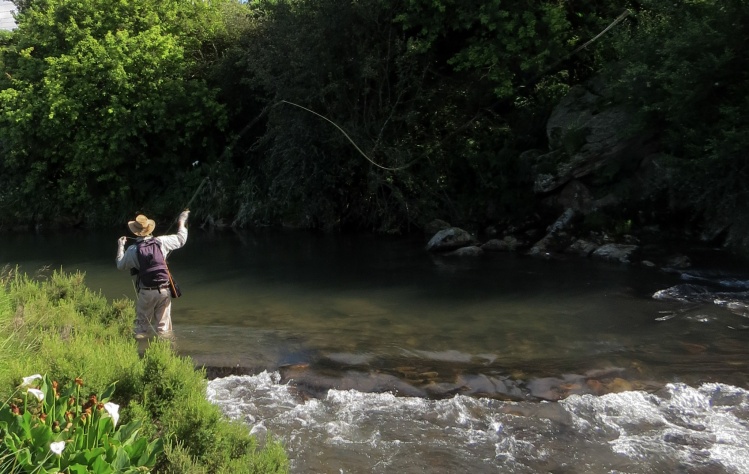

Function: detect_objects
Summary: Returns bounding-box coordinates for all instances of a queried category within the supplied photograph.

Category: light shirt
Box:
[116,225,188,271]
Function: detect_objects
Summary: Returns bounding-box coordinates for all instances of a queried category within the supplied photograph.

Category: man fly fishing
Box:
[116,210,189,339]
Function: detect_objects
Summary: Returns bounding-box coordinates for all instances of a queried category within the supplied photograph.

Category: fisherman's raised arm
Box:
[158,210,189,255]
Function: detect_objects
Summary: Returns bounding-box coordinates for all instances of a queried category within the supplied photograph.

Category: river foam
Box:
[207,372,749,473]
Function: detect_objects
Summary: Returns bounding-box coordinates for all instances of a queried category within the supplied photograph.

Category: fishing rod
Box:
[156,100,291,234]
[161,176,207,235]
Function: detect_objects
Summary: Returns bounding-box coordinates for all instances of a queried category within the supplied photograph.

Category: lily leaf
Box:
[66,463,90,474]
[99,383,117,404]
[90,454,114,474]
[15,447,32,467]
[139,438,164,468]
[29,423,53,450]
[123,437,146,460]
[83,447,107,464]
[111,447,131,471]
[113,420,141,445]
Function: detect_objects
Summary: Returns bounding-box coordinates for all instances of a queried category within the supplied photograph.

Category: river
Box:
[2,228,749,473]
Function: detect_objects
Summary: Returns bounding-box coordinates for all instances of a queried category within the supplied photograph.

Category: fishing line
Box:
[278,100,420,172]
[523,10,631,88]
[136,9,633,228]
[569,10,630,59]
[160,98,419,226]
[278,12,633,170]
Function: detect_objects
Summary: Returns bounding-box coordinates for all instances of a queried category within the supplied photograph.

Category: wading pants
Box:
[135,288,172,335]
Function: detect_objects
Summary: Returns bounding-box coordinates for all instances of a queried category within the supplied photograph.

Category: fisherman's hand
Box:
[118,236,127,247]
[178,210,190,225]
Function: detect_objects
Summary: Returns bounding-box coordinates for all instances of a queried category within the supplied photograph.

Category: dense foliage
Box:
[225,0,628,230]
[604,0,749,243]
[1,0,747,247]
[0,0,233,225]
[0,269,289,473]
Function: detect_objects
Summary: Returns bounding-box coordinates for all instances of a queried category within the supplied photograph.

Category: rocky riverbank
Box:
[425,216,693,271]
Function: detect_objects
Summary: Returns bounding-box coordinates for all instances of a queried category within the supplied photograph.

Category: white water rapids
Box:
[208,373,749,473]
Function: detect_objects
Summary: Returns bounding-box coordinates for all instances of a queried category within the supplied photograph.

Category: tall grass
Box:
[0,268,289,473]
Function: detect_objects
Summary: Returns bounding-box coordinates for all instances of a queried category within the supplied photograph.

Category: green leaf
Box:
[29,423,53,450]
[96,416,114,437]
[111,447,131,471]
[99,383,117,404]
[83,447,107,464]
[18,411,32,439]
[41,375,57,412]
[15,447,32,467]
[123,437,146,460]
[66,464,90,474]
[0,409,13,424]
[112,420,141,445]
[139,438,163,468]
[91,453,114,474]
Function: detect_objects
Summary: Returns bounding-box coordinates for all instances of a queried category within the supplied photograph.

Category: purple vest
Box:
[136,239,169,287]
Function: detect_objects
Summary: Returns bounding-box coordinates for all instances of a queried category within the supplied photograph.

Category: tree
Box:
[229,0,442,231]
[226,0,624,231]
[606,0,749,243]
[0,0,239,225]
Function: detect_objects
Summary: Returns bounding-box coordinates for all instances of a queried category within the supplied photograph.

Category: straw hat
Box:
[128,215,156,237]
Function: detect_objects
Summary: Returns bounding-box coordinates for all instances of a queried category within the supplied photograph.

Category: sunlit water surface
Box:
[2,229,749,472]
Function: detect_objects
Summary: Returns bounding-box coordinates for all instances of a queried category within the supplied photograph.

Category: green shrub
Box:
[0,271,289,473]
[139,341,289,473]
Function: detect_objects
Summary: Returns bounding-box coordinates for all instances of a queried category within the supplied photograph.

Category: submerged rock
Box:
[566,239,599,257]
[445,246,484,257]
[481,236,521,252]
[426,227,475,252]
[591,243,639,264]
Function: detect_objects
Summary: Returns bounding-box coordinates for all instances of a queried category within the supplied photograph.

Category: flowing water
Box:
[2,229,749,473]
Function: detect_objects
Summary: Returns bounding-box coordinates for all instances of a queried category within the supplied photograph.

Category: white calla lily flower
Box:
[104,402,120,426]
[22,374,42,386]
[50,441,65,456]
[27,388,44,401]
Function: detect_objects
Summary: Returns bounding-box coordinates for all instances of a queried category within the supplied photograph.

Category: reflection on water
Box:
[3,228,749,472]
[2,228,749,392]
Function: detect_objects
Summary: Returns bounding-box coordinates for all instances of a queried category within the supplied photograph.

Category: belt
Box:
[140,284,170,291]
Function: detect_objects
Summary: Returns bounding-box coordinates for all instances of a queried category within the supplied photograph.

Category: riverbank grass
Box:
[0,268,289,473]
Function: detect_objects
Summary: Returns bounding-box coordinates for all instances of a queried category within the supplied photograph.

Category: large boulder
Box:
[426,227,475,252]
[542,179,594,213]
[527,208,579,258]
[482,236,522,252]
[566,239,599,257]
[423,219,451,235]
[533,84,644,195]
